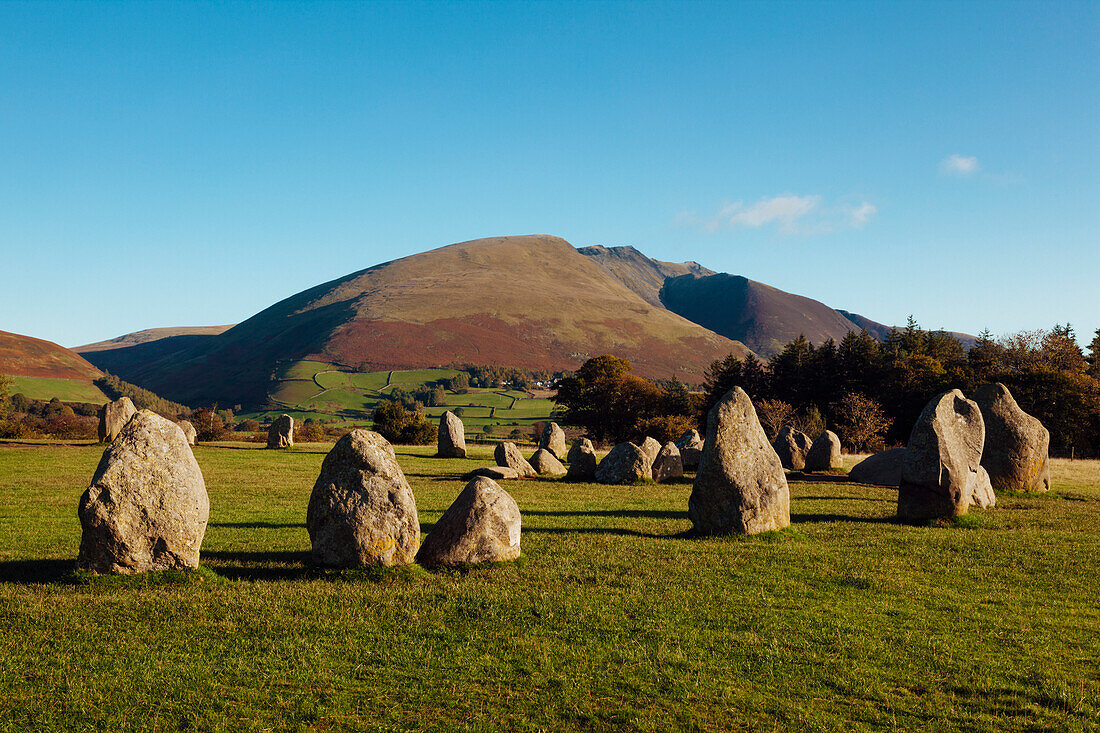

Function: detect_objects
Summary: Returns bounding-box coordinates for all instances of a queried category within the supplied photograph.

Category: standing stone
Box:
[78,410,209,574]
[972,382,1050,493]
[971,466,997,509]
[898,390,987,521]
[676,429,704,469]
[97,397,137,442]
[178,419,197,446]
[463,466,521,481]
[565,438,598,481]
[530,448,567,477]
[267,414,294,449]
[437,411,467,458]
[495,441,537,477]
[639,436,662,467]
[306,429,420,567]
[417,477,522,567]
[652,442,684,482]
[540,422,568,459]
[772,426,812,470]
[595,442,651,484]
[689,387,790,535]
[804,430,843,471]
[847,448,906,487]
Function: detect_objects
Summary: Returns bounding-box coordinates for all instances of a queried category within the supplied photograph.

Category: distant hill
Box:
[578,245,714,307]
[0,330,109,403]
[82,235,754,406]
[75,325,234,353]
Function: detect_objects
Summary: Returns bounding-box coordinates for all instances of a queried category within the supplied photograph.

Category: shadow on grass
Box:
[200,549,313,581]
[793,495,893,502]
[522,509,687,519]
[791,512,896,524]
[0,558,74,584]
[208,522,304,529]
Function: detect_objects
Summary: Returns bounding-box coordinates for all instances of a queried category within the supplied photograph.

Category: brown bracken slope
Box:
[0,330,103,380]
[84,235,754,406]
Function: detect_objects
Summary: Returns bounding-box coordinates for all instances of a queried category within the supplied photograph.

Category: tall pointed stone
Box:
[437,411,467,458]
[972,383,1050,493]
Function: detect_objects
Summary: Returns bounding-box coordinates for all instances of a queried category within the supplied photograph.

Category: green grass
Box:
[6,376,109,404]
[1,444,1097,731]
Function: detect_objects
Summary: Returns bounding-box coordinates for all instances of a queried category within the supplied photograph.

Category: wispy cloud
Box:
[940,154,980,176]
[689,194,876,235]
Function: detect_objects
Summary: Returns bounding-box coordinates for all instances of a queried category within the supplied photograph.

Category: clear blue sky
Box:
[2,0,1097,348]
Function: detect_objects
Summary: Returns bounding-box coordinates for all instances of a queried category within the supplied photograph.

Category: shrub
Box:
[831,393,892,452]
[372,400,438,445]
[190,408,229,442]
[634,414,696,445]
[295,421,326,443]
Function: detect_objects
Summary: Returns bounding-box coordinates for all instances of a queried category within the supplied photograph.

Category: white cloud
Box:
[697,194,876,235]
[941,154,980,176]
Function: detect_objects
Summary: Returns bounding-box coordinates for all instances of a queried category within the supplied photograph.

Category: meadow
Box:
[0,441,1097,732]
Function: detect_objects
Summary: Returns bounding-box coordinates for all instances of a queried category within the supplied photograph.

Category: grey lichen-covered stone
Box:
[267,414,294,449]
[565,438,597,481]
[972,382,1050,493]
[463,466,521,481]
[676,429,704,469]
[970,466,997,509]
[639,436,662,467]
[772,426,812,470]
[898,390,987,521]
[417,477,521,567]
[494,441,537,477]
[804,430,842,471]
[177,419,197,446]
[78,410,209,574]
[97,397,137,442]
[306,429,420,567]
[689,387,790,535]
[595,442,651,484]
[653,442,684,482]
[437,411,467,458]
[847,448,905,487]
[530,448,567,477]
[539,422,568,459]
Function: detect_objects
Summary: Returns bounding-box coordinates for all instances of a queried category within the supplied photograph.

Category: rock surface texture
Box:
[595,442,652,484]
[689,387,790,535]
[267,414,295,449]
[652,442,684,482]
[972,382,1050,494]
[639,436,662,467]
[97,397,137,442]
[417,477,522,567]
[677,429,704,469]
[437,411,467,458]
[847,448,906,487]
[804,430,842,471]
[78,410,209,574]
[178,419,197,446]
[495,442,537,477]
[565,438,598,481]
[463,466,521,481]
[306,430,420,567]
[540,422,568,459]
[530,448,567,477]
[772,426,812,470]
[898,390,987,521]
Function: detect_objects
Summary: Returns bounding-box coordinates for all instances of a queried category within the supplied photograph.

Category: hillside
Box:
[0,330,109,403]
[84,235,754,406]
[75,325,234,353]
[578,245,714,307]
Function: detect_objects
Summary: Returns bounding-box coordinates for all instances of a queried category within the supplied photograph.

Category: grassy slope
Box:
[0,330,103,381]
[0,444,1096,731]
[6,376,109,404]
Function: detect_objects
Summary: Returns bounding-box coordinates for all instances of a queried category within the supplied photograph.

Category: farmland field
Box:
[0,442,1097,731]
[5,376,109,404]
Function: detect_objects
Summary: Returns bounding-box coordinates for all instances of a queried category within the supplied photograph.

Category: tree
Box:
[372,400,438,445]
[754,399,794,441]
[831,393,893,452]
[554,355,663,443]
[1088,328,1100,379]
[190,408,228,442]
[0,374,12,419]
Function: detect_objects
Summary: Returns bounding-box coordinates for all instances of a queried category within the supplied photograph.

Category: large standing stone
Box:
[97,397,136,442]
[595,442,652,484]
[898,390,987,521]
[78,410,209,574]
[306,429,420,567]
[772,426,812,470]
[652,442,684,482]
[565,438,598,481]
[437,411,467,458]
[530,448,567,477]
[417,477,521,567]
[267,414,294,449]
[972,382,1050,493]
[804,430,842,471]
[689,387,790,535]
[848,448,906,487]
[178,419,197,446]
[676,429,704,469]
[495,441,537,477]
[540,422,568,459]
[639,436,662,467]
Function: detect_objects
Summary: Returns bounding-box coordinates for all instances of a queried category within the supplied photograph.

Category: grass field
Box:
[5,376,109,404]
[0,442,1096,732]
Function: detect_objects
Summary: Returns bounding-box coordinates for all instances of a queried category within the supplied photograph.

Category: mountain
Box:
[82,235,754,405]
[0,330,103,381]
[76,325,234,353]
[578,245,715,307]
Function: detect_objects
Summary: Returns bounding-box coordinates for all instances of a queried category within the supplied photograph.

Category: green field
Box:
[0,442,1097,731]
[5,376,109,404]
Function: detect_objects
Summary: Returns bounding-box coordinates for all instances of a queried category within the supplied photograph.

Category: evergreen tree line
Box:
[95,373,190,419]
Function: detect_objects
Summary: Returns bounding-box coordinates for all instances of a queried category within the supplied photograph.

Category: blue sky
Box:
[1,0,1097,348]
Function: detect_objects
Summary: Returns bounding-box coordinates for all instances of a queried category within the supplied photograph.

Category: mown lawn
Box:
[0,443,1096,732]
